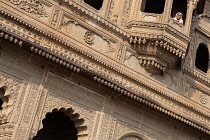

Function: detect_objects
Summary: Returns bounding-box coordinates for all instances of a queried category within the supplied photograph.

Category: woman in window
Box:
[173,12,183,24]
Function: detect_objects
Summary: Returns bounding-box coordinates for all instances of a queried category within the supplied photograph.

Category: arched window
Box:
[171,0,187,24]
[33,108,87,140]
[84,0,103,10]
[195,44,209,73]
[141,0,166,14]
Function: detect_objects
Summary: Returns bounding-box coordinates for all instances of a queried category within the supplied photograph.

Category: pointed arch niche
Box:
[33,108,88,140]
[195,44,209,73]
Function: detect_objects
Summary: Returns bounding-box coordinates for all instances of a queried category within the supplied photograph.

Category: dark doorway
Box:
[195,44,209,73]
[84,0,103,10]
[141,0,166,14]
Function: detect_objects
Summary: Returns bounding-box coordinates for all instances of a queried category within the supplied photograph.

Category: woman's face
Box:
[176,13,182,20]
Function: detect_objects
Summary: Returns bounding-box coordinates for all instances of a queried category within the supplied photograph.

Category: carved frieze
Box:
[8,0,48,18]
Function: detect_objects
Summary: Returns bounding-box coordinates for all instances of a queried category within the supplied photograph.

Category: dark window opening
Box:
[0,99,2,110]
[171,0,187,24]
[84,0,103,10]
[195,44,209,73]
[141,0,166,14]
[33,111,78,140]
[0,88,5,110]
[196,0,206,14]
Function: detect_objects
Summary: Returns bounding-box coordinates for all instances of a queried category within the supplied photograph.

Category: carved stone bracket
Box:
[138,56,166,74]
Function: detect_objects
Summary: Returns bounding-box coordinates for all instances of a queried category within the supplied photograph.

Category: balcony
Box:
[126,0,198,74]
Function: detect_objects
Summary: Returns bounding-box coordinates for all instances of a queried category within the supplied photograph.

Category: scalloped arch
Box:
[33,107,88,140]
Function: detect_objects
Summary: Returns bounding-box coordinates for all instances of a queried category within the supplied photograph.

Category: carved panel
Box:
[7,0,53,24]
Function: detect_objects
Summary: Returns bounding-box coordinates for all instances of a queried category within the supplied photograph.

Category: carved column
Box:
[130,0,141,20]
[184,0,197,35]
[163,0,173,23]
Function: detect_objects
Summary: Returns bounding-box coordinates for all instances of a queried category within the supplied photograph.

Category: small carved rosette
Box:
[84,31,95,44]
[199,93,207,104]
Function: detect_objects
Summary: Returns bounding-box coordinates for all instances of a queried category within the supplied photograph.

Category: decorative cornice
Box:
[93,76,210,135]
[182,65,210,85]
[1,7,210,135]
[0,32,23,47]
[129,35,186,58]
[126,20,190,43]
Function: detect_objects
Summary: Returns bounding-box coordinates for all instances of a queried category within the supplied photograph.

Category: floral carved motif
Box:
[84,31,95,44]
[199,92,208,104]
[8,0,47,17]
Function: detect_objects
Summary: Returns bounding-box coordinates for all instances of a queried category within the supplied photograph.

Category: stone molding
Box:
[129,34,186,58]
[126,21,190,43]
[182,65,210,85]
[1,2,210,135]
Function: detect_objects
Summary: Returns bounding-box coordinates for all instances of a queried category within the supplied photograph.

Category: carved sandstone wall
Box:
[0,39,209,140]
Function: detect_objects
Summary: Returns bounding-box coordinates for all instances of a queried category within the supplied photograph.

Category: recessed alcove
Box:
[195,44,209,73]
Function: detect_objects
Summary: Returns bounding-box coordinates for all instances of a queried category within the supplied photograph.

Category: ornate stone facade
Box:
[0,0,210,139]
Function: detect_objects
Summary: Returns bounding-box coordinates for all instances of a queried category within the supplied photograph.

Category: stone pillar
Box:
[184,0,197,35]
[163,0,174,23]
